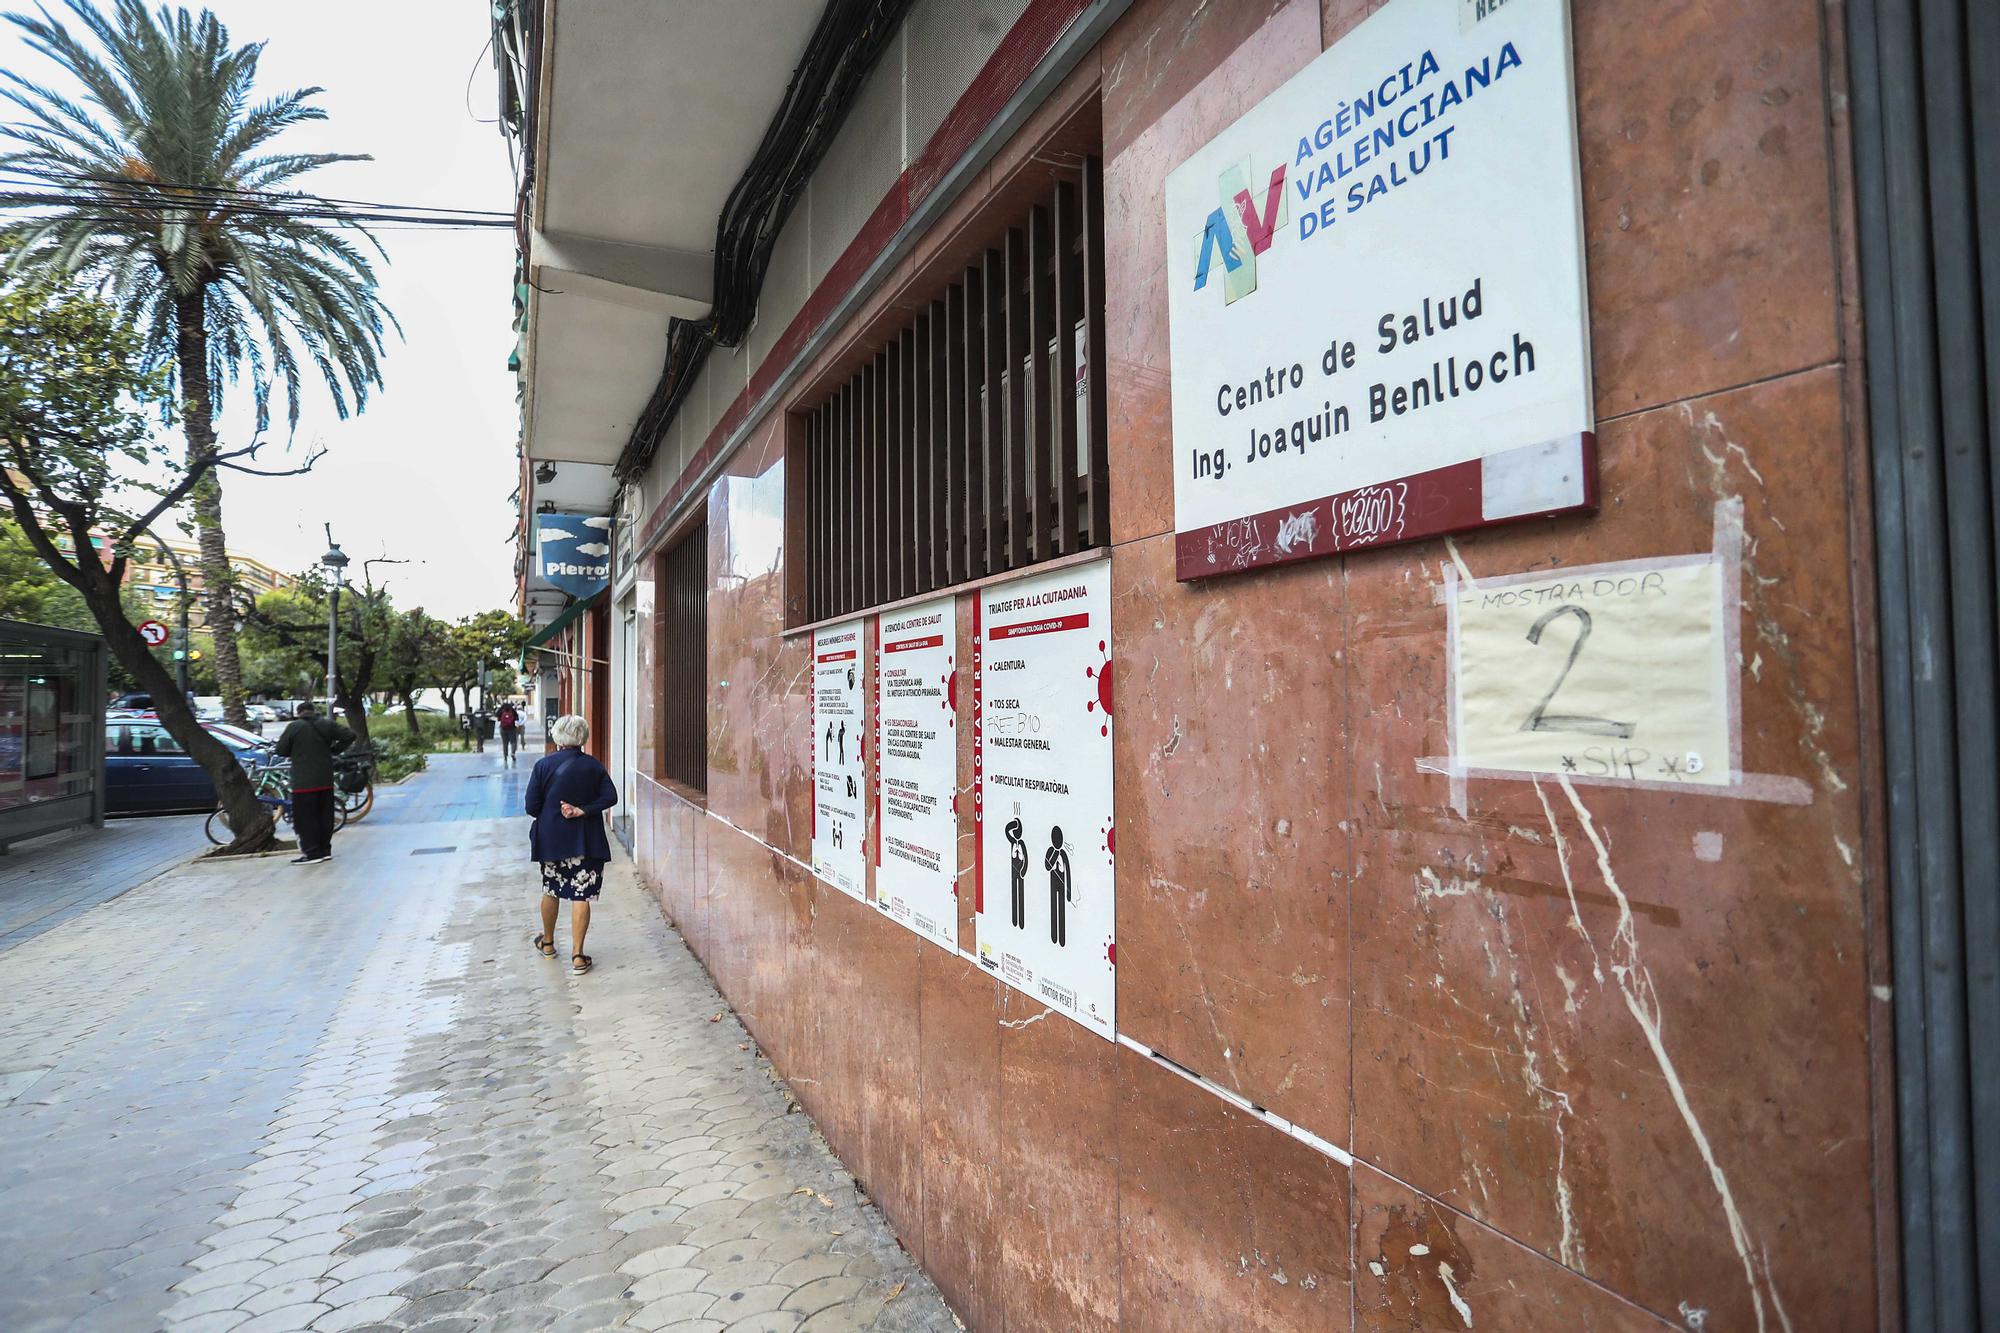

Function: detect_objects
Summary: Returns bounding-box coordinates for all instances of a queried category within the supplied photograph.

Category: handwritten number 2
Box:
[1519,604,1636,738]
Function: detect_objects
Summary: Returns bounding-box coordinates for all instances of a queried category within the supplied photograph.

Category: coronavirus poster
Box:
[975,560,1115,1039]
[874,598,959,950]
[812,619,867,902]
[1164,0,1594,578]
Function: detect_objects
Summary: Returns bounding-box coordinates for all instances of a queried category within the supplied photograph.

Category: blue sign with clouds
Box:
[536,513,613,598]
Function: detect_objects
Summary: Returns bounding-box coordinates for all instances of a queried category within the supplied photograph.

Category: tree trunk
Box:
[400,688,423,739]
[173,290,249,726]
[83,581,274,852]
[333,677,372,748]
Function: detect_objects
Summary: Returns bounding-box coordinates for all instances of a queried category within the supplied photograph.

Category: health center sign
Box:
[874,599,958,950]
[975,561,1115,1039]
[1164,0,1595,580]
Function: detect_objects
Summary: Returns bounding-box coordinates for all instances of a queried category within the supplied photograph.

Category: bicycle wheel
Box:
[338,782,374,822]
[333,797,348,832]
[207,802,280,844]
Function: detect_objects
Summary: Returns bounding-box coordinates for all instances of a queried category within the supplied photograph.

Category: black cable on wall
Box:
[609,0,916,483]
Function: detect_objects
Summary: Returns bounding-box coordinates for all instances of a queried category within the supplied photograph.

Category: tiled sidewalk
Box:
[0,753,953,1332]
[0,811,208,953]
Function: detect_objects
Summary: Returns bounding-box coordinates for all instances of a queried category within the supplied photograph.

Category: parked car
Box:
[203,722,273,752]
[104,719,263,815]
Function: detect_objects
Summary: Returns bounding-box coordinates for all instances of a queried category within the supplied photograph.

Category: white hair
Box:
[549,714,590,748]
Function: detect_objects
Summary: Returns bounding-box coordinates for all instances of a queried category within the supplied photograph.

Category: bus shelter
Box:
[0,619,107,851]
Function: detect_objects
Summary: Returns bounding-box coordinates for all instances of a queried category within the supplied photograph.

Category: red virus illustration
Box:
[1100,819,1115,862]
[1104,939,1116,966]
[943,659,957,724]
[1085,640,1114,736]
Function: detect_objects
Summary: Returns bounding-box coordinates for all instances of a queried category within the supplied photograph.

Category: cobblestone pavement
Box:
[0,811,208,954]
[0,750,954,1332]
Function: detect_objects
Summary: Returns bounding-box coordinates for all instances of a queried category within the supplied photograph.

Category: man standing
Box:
[1045,825,1072,947]
[276,702,354,865]
[496,699,523,764]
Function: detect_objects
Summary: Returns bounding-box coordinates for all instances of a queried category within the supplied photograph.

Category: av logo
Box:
[1191,158,1287,304]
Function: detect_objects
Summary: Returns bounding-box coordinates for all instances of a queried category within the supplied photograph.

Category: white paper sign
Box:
[1451,556,1735,785]
[975,561,1116,1039]
[874,598,959,950]
[1164,0,1593,575]
[812,620,867,901]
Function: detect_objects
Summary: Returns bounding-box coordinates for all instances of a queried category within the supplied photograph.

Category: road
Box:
[0,747,952,1332]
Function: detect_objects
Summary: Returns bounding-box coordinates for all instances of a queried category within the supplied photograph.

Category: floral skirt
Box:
[540,856,605,902]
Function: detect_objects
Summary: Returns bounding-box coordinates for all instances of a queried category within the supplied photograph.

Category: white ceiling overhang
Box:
[519,0,823,477]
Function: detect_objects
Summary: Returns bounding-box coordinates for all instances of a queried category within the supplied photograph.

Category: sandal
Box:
[571,953,593,975]
[532,933,556,958]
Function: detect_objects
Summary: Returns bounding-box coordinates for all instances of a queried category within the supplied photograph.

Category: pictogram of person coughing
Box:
[836,720,847,765]
[1045,826,1072,947]
[1005,817,1028,929]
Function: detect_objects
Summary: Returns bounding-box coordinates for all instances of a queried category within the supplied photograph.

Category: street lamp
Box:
[321,527,349,710]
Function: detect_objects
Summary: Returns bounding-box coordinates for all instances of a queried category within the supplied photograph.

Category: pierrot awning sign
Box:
[535,513,612,598]
[1164,0,1596,580]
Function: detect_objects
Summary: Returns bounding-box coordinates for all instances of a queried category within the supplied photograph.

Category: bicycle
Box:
[204,758,348,846]
[334,744,376,823]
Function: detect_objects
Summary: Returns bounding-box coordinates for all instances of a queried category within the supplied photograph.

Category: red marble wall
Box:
[626,0,1892,1328]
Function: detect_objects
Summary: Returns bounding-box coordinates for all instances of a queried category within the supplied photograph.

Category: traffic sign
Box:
[138,620,169,648]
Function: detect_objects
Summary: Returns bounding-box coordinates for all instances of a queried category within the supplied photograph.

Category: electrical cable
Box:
[465,30,500,126]
[0,187,511,223]
[0,194,515,229]
[611,0,916,482]
[0,169,513,219]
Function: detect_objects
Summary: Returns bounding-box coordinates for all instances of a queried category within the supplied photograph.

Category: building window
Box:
[795,157,1109,623]
[658,521,708,792]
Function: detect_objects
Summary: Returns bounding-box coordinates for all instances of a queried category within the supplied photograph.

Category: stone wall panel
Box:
[1111,530,1349,1133]
[1117,1048,1351,1331]
[918,950,1005,1328]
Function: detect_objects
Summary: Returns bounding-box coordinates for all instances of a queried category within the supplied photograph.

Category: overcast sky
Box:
[4,0,521,619]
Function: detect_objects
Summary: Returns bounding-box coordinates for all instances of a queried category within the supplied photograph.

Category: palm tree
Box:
[0,0,394,724]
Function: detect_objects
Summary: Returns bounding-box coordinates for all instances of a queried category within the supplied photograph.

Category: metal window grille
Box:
[658,522,708,791]
[799,157,1108,623]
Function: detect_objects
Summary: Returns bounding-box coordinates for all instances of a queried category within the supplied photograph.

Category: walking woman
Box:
[525,714,618,974]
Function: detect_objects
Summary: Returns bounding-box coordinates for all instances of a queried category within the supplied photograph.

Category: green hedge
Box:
[368,733,428,783]
[371,709,471,752]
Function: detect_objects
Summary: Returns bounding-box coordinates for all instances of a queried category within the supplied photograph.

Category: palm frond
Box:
[0,0,395,432]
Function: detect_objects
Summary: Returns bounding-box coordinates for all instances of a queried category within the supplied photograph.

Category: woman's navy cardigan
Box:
[524,747,619,863]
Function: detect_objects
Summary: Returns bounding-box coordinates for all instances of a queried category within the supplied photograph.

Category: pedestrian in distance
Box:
[275,702,354,865]
[496,699,523,763]
[526,713,618,974]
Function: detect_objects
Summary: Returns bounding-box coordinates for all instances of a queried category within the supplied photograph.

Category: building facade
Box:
[49,529,293,626]
[499,0,1997,1327]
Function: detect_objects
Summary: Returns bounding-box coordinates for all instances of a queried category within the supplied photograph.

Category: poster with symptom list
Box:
[811,619,868,902]
[874,598,959,950]
[975,560,1115,1040]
